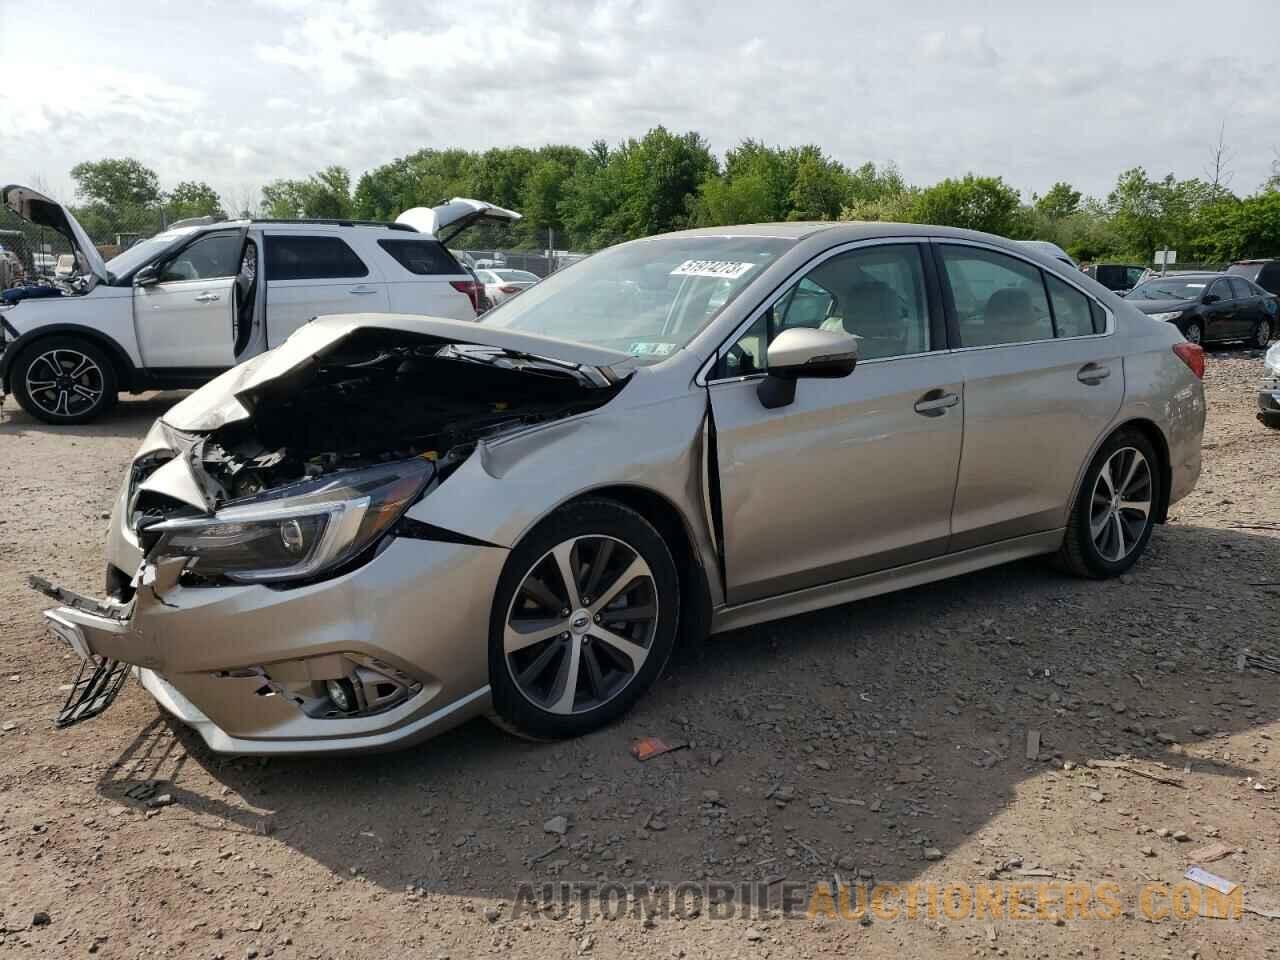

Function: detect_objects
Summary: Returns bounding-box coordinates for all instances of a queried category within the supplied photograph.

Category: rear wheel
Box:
[1057,429,1161,579]
[1254,317,1273,348]
[488,498,678,740]
[11,336,118,424]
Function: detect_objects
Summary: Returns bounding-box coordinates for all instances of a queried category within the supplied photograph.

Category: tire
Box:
[1254,316,1274,349]
[1057,429,1161,579]
[11,336,118,424]
[488,498,679,740]
[1182,321,1203,345]
[1261,412,1280,430]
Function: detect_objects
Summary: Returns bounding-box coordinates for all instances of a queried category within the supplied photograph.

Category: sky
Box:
[2,0,1277,208]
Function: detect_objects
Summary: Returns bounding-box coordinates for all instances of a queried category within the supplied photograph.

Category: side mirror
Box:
[133,264,160,287]
[757,327,858,410]
[1202,293,1220,305]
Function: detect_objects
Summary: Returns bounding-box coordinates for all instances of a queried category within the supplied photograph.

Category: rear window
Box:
[1227,262,1263,282]
[264,235,367,281]
[377,239,461,276]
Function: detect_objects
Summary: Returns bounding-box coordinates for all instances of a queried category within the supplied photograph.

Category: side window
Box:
[1045,274,1095,338]
[377,239,460,275]
[159,233,242,282]
[939,246,1053,346]
[1126,267,1146,289]
[1208,278,1234,302]
[718,244,931,377]
[264,235,369,281]
[1228,278,1253,300]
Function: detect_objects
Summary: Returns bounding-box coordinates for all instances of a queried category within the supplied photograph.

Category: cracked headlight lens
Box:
[147,458,434,584]
[1149,311,1184,323]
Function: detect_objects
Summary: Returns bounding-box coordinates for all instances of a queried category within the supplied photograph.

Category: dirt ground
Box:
[1,349,1278,960]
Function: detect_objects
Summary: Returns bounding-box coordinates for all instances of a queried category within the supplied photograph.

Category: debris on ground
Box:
[629,736,687,761]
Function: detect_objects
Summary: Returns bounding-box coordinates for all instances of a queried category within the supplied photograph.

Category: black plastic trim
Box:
[393,516,502,548]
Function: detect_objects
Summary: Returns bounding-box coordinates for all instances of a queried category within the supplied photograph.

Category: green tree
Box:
[261,166,353,219]
[1034,181,1082,221]
[166,181,225,221]
[911,174,1023,235]
[70,158,162,209]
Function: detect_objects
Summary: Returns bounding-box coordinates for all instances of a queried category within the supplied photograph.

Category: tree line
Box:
[64,128,1280,264]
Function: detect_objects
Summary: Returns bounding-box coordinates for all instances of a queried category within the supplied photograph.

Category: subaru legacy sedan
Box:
[35,222,1206,754]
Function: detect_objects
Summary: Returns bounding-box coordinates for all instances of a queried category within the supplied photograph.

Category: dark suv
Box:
[1086,263,1146,294]
[1228,260,1280,298]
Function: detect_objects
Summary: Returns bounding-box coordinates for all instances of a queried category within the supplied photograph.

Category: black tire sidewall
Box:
[12,336,117,424]
[1256,318,1272,348]
[1071,430,1161,577]
[488,498,679,740]
[1183,321,1202,344]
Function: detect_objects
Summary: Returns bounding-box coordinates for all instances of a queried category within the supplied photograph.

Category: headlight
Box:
[147,458,434,584]
[1266,343,1280,376]
[1149,311,1184,323]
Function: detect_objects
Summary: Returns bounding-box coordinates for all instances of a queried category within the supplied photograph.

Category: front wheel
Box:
[1057,429,1161,579]
[1182,321,1203,345]
[488,498,679,740]
[11,336,118,424]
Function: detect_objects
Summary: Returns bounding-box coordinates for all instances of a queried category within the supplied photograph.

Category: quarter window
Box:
[1045,273,1096,338]
[939,246,1053,346]
[159,233,242,282]
[264,235,368,281]
[377,239,461,276]
[718,244,932,377]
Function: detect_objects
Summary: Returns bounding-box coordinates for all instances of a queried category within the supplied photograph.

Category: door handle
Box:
[1077,363,1111,385]
[194,292,220,303]
[913,390,960,416]
[348,285,379,295]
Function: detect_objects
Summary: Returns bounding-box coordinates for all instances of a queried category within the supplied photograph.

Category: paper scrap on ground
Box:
[1185,866,1239,895]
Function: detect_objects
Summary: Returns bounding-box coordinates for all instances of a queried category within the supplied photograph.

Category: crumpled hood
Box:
[161,313,636,433]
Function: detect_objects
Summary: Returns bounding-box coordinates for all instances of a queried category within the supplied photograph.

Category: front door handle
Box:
[348,285,379,296]
[194,292,220,303]
[913,390,960,416]
[1077,363,1111,385]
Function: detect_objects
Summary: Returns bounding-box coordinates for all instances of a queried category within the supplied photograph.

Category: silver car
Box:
[35,222,1206,754]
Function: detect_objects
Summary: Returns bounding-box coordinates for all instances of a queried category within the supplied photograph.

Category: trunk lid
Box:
[395,198,523,245]
[161,313,635,433]
[1,184,109,287]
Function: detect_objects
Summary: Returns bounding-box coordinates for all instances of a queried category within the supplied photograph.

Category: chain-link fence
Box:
[455,249,589,278]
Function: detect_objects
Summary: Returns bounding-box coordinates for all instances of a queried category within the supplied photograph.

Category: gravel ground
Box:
[1,350,1278,960]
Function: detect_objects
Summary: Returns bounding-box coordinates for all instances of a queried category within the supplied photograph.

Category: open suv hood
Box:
[162,313,635,433]
[395,198,522,245]
[2,184,109,286]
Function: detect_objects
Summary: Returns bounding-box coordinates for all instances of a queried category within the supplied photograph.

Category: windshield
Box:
[1129,278,1208,301]
[495,269,538,283]
[482,236,794,361]
[104,229,196,281]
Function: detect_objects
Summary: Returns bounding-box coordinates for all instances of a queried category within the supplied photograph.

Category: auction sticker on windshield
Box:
[670,260,756,280]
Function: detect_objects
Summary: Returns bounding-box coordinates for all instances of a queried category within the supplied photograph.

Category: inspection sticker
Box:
[670,259,755,280]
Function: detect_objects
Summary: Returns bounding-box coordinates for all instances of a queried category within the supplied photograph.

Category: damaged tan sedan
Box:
[35,223,1206,754]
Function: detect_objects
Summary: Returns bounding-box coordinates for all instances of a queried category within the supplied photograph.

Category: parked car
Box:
[33,221,1205,754]
[1016,240,1078,270]
[1227,259,1280,298]
[1260,341,1280,429]
[0,185,520,423]
[1125,272,1278,346]
[477,267,539,305]
[1085,263,1146,294]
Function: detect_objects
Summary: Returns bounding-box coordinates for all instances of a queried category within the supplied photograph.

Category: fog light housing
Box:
[325,678,356,713]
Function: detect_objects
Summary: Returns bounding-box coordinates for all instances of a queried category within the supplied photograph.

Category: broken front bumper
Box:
[37,534,508,755]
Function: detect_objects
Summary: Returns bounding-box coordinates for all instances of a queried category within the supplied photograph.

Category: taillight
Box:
[450,279,480,311]
[499,285,520,294]
[1173,342,1205,379]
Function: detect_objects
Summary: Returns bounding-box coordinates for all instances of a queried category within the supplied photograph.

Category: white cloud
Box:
[0,0,1277,205]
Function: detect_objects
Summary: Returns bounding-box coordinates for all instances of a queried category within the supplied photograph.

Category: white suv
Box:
[0,185,519,423]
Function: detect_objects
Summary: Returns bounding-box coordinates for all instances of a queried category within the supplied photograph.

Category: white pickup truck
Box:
[0,185,520,423]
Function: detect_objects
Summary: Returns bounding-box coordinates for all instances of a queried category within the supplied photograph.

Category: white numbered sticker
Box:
[670,259,756,280]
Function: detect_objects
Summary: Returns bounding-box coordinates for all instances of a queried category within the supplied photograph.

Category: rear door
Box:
[373,236,476,320]
[1203,277,1240,340]
[262,232,389,348]
[133,230,243,369]
[937,242,1124,550]
[1228,278,1263,333]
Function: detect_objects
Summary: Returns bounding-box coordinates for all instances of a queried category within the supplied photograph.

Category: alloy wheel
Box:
[1184,323,1202,345]
[1089,446,1153,563]
[1257,318,1273,348]
[24,349,104,418]
[504,535,658,715]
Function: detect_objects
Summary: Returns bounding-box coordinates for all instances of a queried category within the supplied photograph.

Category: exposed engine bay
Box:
[130,328,628,528]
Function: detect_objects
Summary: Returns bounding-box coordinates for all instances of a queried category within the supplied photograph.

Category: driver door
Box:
[133,230,245,369]
[707,242,964,605]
